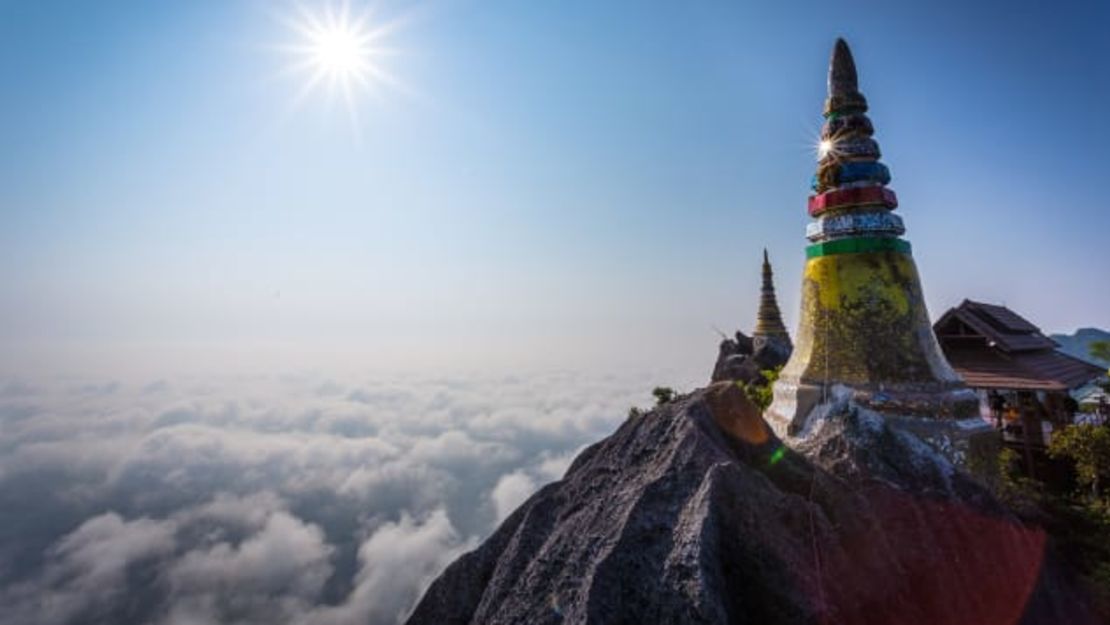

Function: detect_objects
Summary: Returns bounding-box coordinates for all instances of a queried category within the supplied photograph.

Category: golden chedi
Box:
[766,39,981,441]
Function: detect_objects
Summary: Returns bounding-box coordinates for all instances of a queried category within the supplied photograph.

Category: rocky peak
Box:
[406,383,1096,625]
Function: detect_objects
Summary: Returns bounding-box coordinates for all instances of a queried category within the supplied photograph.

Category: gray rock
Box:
[405,384,1098,625]
[752,335,792,371]
[711,331,790,385]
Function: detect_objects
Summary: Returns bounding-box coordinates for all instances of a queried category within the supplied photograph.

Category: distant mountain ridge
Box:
[1051,327,1110,366]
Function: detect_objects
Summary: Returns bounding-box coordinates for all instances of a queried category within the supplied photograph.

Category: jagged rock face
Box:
[711,332,790,384]
[406,384,1097,625]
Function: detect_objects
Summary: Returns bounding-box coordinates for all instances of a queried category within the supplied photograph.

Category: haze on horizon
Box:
[2,0,1108,379]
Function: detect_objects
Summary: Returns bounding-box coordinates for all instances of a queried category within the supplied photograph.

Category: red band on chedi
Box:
[808,186,898,216]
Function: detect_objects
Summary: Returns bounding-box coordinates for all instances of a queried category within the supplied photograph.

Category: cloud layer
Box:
[0,367,696,624]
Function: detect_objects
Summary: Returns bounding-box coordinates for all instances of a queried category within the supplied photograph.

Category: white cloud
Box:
[169,511,333,598]
[161,509,335,624]
[51,513,177,588]
[303,509,475,625]
[536,445,585,482]
[0,366,701,625]
[0,513,177,625]
[491,470,538,524]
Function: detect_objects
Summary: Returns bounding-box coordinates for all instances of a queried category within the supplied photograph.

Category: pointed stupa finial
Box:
[829,39,858,96]
[824,38,867,116]
[754,250,790,341]
[761,249,773,291]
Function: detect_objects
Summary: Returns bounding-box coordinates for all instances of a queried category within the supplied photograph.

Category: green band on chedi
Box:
[805,237,912,258]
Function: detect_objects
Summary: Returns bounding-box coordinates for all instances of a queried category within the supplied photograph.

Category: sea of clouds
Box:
[0,366,699,625]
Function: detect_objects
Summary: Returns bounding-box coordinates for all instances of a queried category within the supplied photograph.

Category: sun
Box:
[303,11,372,82]
[312,25,364,74]
[282,2,401,127]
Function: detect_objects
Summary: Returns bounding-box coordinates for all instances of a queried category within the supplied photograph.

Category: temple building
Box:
[766,39,989,451]
[710,250,792,384]
[934,299,1105,447]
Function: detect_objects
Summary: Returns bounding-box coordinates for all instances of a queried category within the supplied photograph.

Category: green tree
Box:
[1049,423,1110,499]
[652,387,676,405]
[740,366,782,413]
[1091,340,1110,365]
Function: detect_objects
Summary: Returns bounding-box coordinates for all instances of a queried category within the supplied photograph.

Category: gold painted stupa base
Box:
[765,250,983,445]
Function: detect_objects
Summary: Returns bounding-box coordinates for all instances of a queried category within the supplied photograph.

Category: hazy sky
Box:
[2,0,1108,376]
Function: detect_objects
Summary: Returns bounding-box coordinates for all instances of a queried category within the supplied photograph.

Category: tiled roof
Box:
[935,300,1105,390]
[968,301,1039,333]
[942,346,1105,391]
[935,300,1057,353]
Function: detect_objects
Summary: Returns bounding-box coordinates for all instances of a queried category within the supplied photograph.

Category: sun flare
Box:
[305,14,371,80]
[817,138,834,160]
[283,3,401,127]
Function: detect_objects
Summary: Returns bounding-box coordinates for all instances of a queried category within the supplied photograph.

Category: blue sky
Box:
[2,0,1108,375]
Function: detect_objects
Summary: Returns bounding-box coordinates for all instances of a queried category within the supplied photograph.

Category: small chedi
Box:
[766,38,989,456]
[710,250,792,384]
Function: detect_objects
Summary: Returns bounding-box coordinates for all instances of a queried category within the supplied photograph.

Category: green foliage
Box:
[969,441,1042,509]
[1089,559,1110,617]
[1040,496,1110,619]
[740,366,782,412]
[1090,340,1110,365]
[1048,423,1110,499]
[973,423,1110,621]
[996,447,1020,485]
[996,447,1044,504]
[652,387,676,406]
[627,406,642,420]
